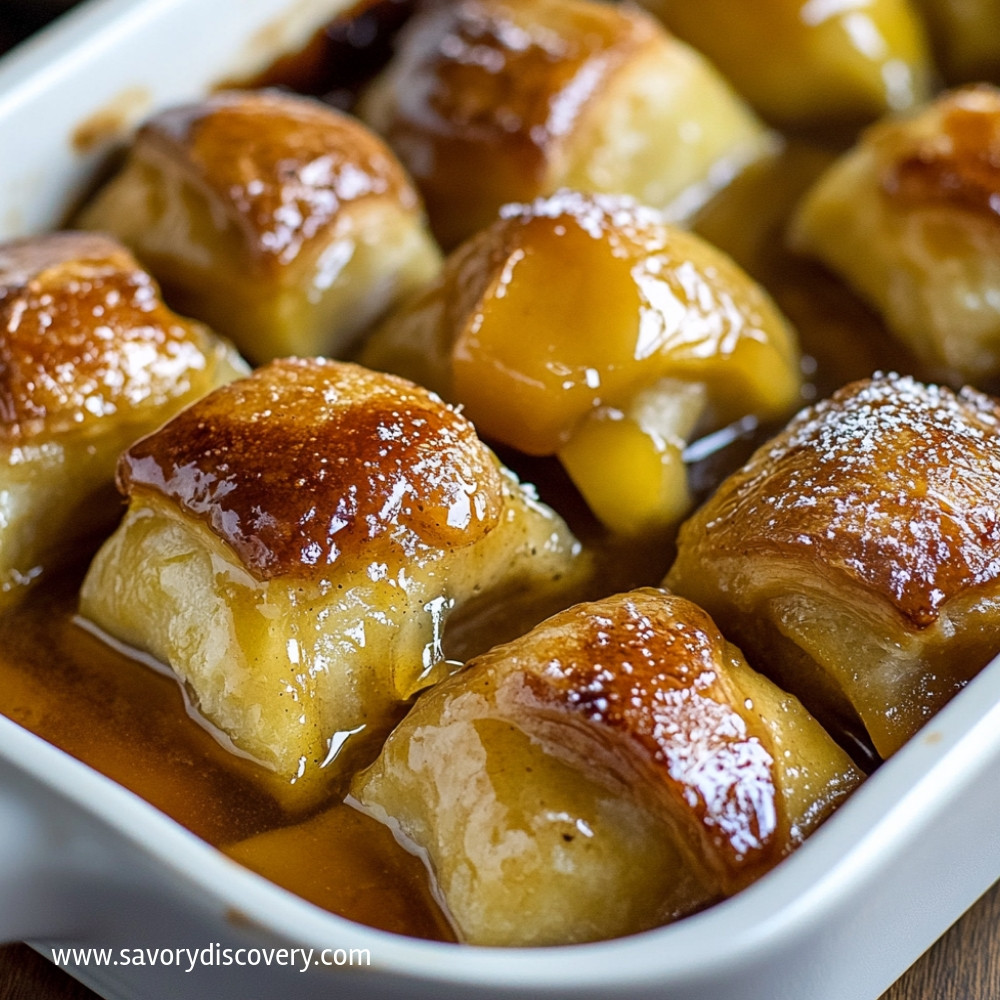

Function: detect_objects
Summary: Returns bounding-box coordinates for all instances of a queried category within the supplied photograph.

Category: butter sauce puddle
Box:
[0,561,450,939]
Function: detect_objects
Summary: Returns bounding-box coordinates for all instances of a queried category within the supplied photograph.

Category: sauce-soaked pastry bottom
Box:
[351,589,863,946]
[0,562,452,939]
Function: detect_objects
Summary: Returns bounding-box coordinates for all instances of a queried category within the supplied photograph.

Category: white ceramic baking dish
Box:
[1,1,999,998]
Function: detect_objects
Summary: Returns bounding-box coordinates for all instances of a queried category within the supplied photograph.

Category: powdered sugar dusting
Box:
[503,589,780,872]
[708,372,1000,625]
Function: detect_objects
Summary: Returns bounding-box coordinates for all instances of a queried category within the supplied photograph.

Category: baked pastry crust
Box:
[0,231,246,609]
[791,85,1000,384]
[351,588,862,946]
[667,372,1000,758]
[78,90,441,363]
[79,358,585,804]
[363,190,802,535]
[636,0,931,128]
[358,0,774,247]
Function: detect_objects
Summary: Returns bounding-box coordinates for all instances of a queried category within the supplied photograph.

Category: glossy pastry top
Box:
[879,85,1000,218]
[119,358,505,581]
[368,189,801,455]
[471,588,784,884]
[0,231,215,444]
[363,0,654,196]
[140,90,421,271]
[686,372,1000,627]
[356,0,752,248]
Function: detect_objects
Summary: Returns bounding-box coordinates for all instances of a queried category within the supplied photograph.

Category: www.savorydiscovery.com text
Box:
[49,944,371,974]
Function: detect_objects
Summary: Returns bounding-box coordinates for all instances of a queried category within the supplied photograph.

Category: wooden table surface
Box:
[0,3,998,999]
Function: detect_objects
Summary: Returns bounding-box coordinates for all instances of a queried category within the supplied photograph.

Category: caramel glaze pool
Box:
[0,495,676,947]
[0,554,455,942]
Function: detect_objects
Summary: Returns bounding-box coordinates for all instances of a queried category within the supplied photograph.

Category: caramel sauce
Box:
[0,554,452,940]
[243,0,416,111]
[0,506,671,944]
[71,86,152,155]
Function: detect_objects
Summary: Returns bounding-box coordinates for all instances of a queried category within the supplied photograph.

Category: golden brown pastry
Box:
[0,231,246,610]
[362,189,803,536]
[77,90,441,364]
[667,372,1000,759]
[635,0,931,129]
[914,0,1000,82]
[791,86,1000,384]
[79,358,585,806]
[357,0,775,248]
[351,588,862,946]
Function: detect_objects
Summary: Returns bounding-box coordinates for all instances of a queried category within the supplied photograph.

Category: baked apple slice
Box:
[635,0,931,128]
[363,190,802,536]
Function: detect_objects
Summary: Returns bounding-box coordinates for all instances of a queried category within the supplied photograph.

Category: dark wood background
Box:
[0,3,997,998]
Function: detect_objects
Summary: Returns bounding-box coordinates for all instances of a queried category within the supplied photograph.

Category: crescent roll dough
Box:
[0,231,246,609]
[78,89,441,364]
[358,0,774,247]
[791,85,1000,384]
[351,588,862,946]
[362,189,802,535]
[79,359,584,805]
[667,372,1000,759]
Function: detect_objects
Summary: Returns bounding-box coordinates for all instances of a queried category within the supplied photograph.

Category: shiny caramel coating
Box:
[490,594,786,885]
[0,231,246,609]
[359,0,773,247]
[78,90,441,362]
[120,358,504,581]
[636,0,931,128]
[363,189,802,534]
[352,588,861,945]
[81,359,586,803]
[0,232,231,443]
[791,86,1000,383]
[880,89,1000,220]
[140,91,418,272]
[667,373,1000,758]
